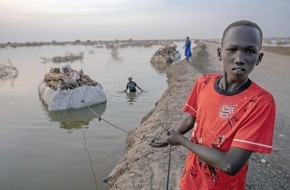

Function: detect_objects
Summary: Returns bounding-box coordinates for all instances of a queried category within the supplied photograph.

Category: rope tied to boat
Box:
[81,127,99,190]
[86,105,150,143]
[85,103,172,189]
[166,145,172,190]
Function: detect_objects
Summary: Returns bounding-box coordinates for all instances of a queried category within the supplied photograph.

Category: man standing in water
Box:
[124,77,143,92]
[150,20,276,189]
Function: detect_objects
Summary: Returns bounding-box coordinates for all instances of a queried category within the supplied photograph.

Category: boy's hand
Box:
[166,129,183,146]
[149,138,168,148]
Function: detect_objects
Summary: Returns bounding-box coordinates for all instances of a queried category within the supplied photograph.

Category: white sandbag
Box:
[39,82,107,111]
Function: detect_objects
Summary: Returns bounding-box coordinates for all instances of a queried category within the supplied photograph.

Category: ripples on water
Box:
[0,42,184,190]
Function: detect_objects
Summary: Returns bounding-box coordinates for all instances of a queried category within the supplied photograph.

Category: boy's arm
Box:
[176,114,196,134]
[167,129,252,176]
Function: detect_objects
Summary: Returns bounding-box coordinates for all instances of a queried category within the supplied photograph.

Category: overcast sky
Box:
[0,0,289,43]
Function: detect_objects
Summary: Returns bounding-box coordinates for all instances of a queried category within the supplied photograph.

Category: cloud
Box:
[0,0,289,42]
[0,0,168,18]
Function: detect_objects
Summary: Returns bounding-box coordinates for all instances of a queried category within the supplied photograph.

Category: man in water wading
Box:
[124,77,143,92]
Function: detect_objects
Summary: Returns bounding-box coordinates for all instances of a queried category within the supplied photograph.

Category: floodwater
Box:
[0,42,184,190]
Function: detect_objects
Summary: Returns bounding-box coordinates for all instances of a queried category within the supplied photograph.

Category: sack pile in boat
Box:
[150,44,180,63]
[43,67,99,90]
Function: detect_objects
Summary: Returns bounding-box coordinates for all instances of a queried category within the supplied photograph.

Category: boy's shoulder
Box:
[249,81,275,103]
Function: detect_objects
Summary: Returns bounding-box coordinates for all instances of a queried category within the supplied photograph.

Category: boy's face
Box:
[217,26,263,82]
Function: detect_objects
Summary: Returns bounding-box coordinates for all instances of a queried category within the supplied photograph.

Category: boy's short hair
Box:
[221,20,263,47]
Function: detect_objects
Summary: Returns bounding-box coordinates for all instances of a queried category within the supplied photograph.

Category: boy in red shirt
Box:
[150,20,276,189]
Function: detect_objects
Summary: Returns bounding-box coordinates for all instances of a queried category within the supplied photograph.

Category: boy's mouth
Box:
[232,67,246,74]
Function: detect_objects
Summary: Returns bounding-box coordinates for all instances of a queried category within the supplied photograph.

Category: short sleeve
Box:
[183,76,203,116]
[232,94,276,153]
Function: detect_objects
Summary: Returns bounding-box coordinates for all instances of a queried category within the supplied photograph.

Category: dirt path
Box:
[245,46,290,190]
[107,41,290,190]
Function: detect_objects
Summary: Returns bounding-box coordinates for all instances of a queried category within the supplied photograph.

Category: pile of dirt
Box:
[150,44,181,63]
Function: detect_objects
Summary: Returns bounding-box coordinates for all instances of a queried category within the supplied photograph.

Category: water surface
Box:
[0,42,184,190]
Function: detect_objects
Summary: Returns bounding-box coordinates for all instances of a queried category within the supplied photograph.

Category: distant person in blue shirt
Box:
[183,36,192,63]
[124,77,143,92]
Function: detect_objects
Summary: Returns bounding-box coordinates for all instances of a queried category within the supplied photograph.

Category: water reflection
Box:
[0,75,18,87]
[47,103,107,130]
[126,92,140,105]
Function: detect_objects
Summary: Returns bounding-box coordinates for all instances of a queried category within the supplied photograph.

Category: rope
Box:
[86,105,151,143]
[81,127,99,190]
[86,103,171,188]
[166,145,172,190]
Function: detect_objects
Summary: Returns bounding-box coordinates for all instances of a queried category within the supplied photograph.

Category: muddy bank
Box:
[106,42,220,190]
[107,41,290,190]
[262,46,290,56]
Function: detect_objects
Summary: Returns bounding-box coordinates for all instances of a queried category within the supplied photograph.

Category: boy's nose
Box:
[234,51,245,65]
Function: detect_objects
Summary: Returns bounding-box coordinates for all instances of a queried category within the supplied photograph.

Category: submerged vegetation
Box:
[0,60,18,79]
[40,52,84,63]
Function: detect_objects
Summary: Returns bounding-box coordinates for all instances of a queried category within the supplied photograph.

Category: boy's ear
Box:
[217,47,222,61]
[256,52,264,65]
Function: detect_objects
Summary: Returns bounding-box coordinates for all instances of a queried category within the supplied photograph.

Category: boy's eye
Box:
[227,49,236,52]
[246,50,255,54]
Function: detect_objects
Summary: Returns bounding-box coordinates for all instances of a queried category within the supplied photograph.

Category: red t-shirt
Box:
[181,74,276,190]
